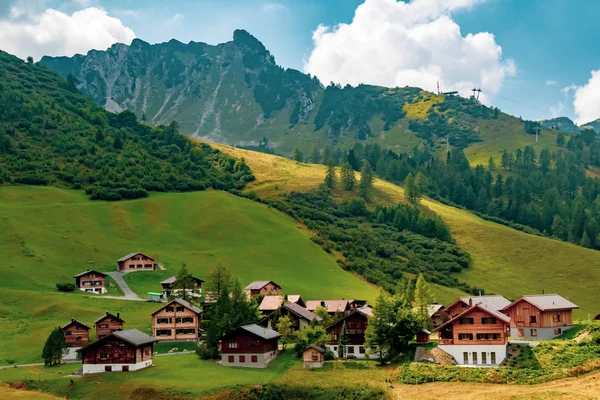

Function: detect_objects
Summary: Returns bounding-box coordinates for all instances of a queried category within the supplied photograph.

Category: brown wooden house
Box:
[73,270,107,294]
[151,298,202,341]
[62,319,91,347]
[81,329,157,374]
[306,300,350,316]
[160,275,204,300]
[221,324,280,368]
[325,306,372,359]
[94,312,125,340]
[499,294,578,339]
[116,252,162,272]
[244,281,282,297]
[444,295,511,318]
[303,344,325,368]
[434,301,510,365]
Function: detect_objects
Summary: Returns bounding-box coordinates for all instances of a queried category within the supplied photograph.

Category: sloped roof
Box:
[73,269,107,278]
[427,304,445,316]
[307,344,325,353]
[259,295,284,311]
[450,295,511,311]
[282,302,321,322]
[62,319,91,330]
[94,312,124,324]
[306,300,349,313]
[244,280,280,290]
[160,275,204,285]
[113,329,157,346]
[287,295,303,304]
[502,294,578,311]
[419,329,432,335]
[240,324,280,340]
[433,304,510,333]
[325,306,372,330]
[151,298,202,315]
[117,252,157,262]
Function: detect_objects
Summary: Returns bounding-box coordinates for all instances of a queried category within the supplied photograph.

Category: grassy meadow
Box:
[209,143,600,318]
[0,185,377,364]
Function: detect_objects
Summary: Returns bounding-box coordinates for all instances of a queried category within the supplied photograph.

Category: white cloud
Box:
[546,79,557,86]
[167,13,184,24]
[0,7,135,61]
[304,0,515,104]
[71,0,92,6]
[260,3,287,13]
[113,8,141,18]
[571,70,600,124]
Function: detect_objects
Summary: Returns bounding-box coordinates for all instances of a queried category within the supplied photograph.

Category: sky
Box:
[1,0,599,124]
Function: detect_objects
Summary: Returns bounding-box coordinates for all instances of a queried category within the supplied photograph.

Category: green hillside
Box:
[0,186,378,364]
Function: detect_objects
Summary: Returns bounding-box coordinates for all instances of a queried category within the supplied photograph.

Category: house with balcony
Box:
[73,270,107,294]
[499,294,578,339]
[434,298,511,366]
[151,298,202,341]
[444,295,511,318]
[160,275,204,300]
[325,306,373,359]
[244,281,282,298]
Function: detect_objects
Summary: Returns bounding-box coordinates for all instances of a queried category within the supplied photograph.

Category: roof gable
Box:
[81,329,156,352]
[224,324,280,341]
[73,269,107,278]
[62,319,91,330]
[306,300,350,313]
[282,302,321,322]
[244,280,280,291]
[160,275,204,286]
[94,312,125,324]
[433,304,510,332]
[259,295,283,311]
[306,344,325,353]
[151,298,202,315]
[501,295,578,312]
[117,252,155,262]
[325,306,372,330]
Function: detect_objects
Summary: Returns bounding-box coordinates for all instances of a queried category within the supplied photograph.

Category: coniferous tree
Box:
[488,156,495,171]
[171,263,199,303]
[324,159,337,189]
[338,321,348,358]
[293,148,304,163]
[358,160,374,200]
[41,327,67,366]
[113,136,123,150]
[556,132,566,146]
[413,273,434,330]
[365,291,393,363]
[309,147,321,164]
[405,172,423,204]
[205,263,233,299]
[341,161,356,190]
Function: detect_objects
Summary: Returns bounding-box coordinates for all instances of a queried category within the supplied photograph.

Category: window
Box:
[76,337,81,341]
[99,353,107,360]
[65,331,72,335]
[239,355,245,363]
[182,317,194,323]
[175,306,184,312]
[472,352,478,364]
[530,316,537,323]
[347,346,355,354]
[100,324,108,328]
[458,333,473,340]
[553,314,561,322]
[476,333,501,340]
[531,329,538,337]
[333,346,337,352]
[517,328,524,337]
[176,329,196,335]
[166,306,174,313]
[359,346,365,354]
[481,317,496,324]
[228,342,239,349]
[144,264,152,269]
[129,265,135,269]
[251,341,259,346]
[459,318,474,324]
[491,352,496,364]
[157,318,170,324]
[105,366,112,372]
[144,348,150,355]
[156,329,172,336]
[482,352,487,364]
[251,355,258,363]
[463,352,468,364]
[555,328,562,335]
[137,264,143,269]
[122,365,129,372]
[228,355,234,363]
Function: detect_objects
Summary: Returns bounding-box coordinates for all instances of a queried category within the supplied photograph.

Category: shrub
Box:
[56,282,76,292]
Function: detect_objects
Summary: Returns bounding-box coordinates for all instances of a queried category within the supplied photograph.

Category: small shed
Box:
[147,292,163,302]
[416,329,431,344]
[303,344,325,368]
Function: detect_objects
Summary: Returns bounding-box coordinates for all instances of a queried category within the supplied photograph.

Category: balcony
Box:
[438,338,454,345]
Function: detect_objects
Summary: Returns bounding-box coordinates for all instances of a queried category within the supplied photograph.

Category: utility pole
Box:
[533,126,540,143]
[437,81,440,95]
[446,135,450,152]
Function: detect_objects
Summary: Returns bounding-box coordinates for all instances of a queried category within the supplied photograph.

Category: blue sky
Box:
[1,0,599,123]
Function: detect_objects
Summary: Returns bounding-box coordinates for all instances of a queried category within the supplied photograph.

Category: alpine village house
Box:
[94,312,125,340]
[116,252,162,272]
[325,306,373,358]
[80,329,157,374]
[62,319,91,347]
[151,298,202,341]
[221,324,280,368]
[73,270,107,294]
[160,275,204,300]
[244,281,282,298]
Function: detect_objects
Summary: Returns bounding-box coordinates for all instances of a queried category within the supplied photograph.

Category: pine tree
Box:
[556,132,566,146]
[341,161,356,190]
[488,156,495,171]
[113,136,123,150]
[338,321,348,358]
[358,160,374,200]
[205,263,233,299]
[324,159,337,189]
[413,273,434,330]
[41,327,67,366]
[405,172,423,204]
[172,263,199,303]
[365,291,393,363]
[309,147,321,164]
[293,148,304,163]
[580,231,593,248]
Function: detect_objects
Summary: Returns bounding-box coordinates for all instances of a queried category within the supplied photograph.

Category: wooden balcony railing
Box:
[438,338,454,345]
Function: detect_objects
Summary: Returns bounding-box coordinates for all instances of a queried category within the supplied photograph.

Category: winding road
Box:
[106,271,143,301]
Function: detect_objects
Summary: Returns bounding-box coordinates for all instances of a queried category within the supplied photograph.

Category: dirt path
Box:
[107,271,143,301]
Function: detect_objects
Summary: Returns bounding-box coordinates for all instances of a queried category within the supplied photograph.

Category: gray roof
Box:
[427,304,445,316]
[117,252,143,262]
[94,312,125,324]
[152,298,202,315]
[244,280,279,290]
[512,294,578,311]
[112,329,157,346]
[240,324,280,340]
[420,329,432,335]
[307,344,325,353]
[459,295,511,311]
[282,302,321,322]
[62,319,91,330]
[160,276,177,285]
[73,269,107,278]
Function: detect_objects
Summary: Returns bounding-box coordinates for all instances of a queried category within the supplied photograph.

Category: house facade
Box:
[434,303,510,366]
[303,345,325,368]
[151,298,202,341]
[160,275,203,300]
[500,294,578,340]
[244,281,282,297]
[325,306,373,359]
[221,324,280,368]
[94,312,125,340]
[62,319,90,347]
[116,252,161,272]
[73,270,107,294]
[81,329,156,374]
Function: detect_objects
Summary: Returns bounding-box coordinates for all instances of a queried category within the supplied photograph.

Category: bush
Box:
[56,282,76,292]
[196,343,219,359]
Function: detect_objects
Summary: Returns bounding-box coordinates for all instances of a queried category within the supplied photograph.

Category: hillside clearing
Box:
[207,142,600,317]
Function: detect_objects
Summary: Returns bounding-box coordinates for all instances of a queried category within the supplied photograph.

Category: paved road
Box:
[0,361,79,370]
[108,271,143,301]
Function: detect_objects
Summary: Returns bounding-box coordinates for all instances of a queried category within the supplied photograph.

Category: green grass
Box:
[0,186,377,364]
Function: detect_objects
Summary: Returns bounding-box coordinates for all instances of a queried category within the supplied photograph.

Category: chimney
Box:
[117,312,120,319]
[469,298,473,306]
[71,318,75,323]
[106,311,109,316]
[321,301,326,307]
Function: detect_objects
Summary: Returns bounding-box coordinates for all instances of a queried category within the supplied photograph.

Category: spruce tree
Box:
[358,160,374,200]
[338,321,348,358]
[42,327,67,366]
[309,147,321,164]
[324,159,337,189]
[341,161,356,190]
[172,263,198,303]
[488,156,495,171]
[413,273,434,330]
[293,148,304,163]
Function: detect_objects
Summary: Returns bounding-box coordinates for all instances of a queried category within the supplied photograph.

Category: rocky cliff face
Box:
[538,117,581,133]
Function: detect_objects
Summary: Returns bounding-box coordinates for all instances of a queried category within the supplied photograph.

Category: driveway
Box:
[107,271,143,301]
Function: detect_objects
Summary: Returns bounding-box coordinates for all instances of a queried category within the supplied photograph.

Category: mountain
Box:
[582,118,600,133]
[538,116,581,133]
[40,30,558,162]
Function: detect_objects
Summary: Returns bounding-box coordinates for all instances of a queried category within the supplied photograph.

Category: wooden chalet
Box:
[325,306,373,359]
[434,299,510,366]
[444,295,511,318]
[259,302,321,330]
[500,294,578,339]
[116,252,162,272]
[306,300,350,316]
[94,312,125,340]
[416,329,431,344]
[244,281,282,297]
[73,270,107,294]
[151,298,202,341]
[221,324,280,368]
[303,344,325,368]
[160,275,204,300]
[81,329,157,374]
[62,319,91,347]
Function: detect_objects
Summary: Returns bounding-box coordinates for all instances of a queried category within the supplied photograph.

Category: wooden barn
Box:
[73,270,107,294]
[303,344,325,368]
[116,252,162,272]
[221,324,280,368]
[62,319,90,347]
[81,329,156,374]
[94,312,125,340]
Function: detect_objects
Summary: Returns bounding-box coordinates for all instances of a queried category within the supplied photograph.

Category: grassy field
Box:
[0,186,377,364]
[208,143,600,318]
